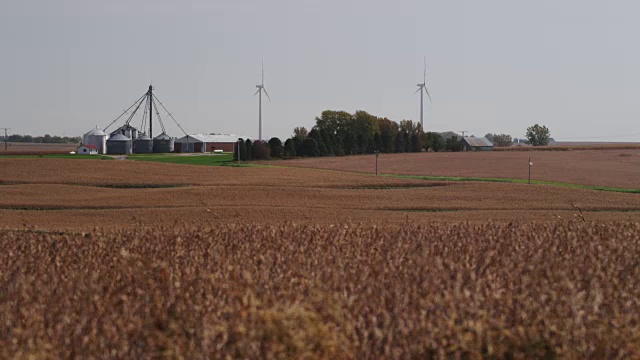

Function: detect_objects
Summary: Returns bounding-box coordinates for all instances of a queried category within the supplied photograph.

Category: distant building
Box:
[461,137,494,151]
[77,144,98,155]
[174,134,244,153]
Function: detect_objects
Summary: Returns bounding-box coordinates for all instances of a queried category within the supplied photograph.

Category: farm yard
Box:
[1,155,640,357]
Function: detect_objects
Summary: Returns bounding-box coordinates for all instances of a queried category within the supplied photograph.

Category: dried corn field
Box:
[1,223,639,358]
[2,159,640,357]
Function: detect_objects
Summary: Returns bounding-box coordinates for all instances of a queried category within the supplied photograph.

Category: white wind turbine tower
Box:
[254,59,271,141]
[415,57,432,130]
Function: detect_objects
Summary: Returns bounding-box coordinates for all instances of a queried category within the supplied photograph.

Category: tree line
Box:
[235,110,468,160]
[0,134,82,144]
[233,110,552,161]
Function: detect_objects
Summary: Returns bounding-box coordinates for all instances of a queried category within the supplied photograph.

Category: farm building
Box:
[462,137,494,151]
[77,144,98,155]
[174,134,241,153]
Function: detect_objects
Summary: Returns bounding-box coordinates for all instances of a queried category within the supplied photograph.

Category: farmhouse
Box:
[462,137,494,151]
[174,134,242,153]
[77,144,98,155]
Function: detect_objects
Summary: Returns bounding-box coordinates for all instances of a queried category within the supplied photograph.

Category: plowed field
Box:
[269,150,640,188]
[1,159,640,231]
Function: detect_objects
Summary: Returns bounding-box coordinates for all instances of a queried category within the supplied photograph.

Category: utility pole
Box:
[1,128,9,151]
[148,85,153,138]
[374,150,380,176]
[528,157,533,184]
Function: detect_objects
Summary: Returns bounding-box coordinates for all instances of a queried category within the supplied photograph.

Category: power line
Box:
[0,128,9,151]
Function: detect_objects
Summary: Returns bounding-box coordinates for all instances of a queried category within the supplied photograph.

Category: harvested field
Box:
[2,159,640,231]
[0,142,76,155]
[1,223,639,358]
[268,150,640,188]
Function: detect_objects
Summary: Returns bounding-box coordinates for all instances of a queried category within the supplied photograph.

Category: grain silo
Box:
[133,134,153,154]
[153,133,174,153]
[106,133,132,155]
[82,126,107,154]
[111,124,138,141]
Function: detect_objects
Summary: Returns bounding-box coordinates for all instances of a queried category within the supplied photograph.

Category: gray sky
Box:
[1,0,639,141]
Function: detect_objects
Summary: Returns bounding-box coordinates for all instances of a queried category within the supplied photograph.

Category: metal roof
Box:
[175,134,245,143]
[136,134,152,141]
[463,136,493,147]
[154,133,173,140]
[84,126,106,136]
[108,133,131,141]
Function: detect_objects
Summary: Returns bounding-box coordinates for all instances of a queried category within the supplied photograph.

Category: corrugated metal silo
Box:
[153,133,174,153]
[82,126,107,154]
[107,133,132,155]
[133,134,153,154]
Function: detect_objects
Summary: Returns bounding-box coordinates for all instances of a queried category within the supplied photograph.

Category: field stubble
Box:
[268,150,640,189]
[1,222,639,358]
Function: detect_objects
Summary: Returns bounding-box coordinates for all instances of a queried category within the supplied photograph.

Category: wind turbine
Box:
[254,59,271,141]
[415,57,432,130]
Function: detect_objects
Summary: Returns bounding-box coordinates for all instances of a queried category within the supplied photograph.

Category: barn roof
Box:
[175,134,245,143]
[78,144,98,149]
[463,137,493,147]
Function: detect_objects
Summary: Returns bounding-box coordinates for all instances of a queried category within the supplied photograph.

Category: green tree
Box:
[377,118,399,153]
[300,138,320,157]
[234,138,244,161]
[410,133,422,152]
[268,137,284,158]
[245,139,253,160]
[252,140,271,160]
[314,110,352,136]
[425,132,445,152]
[293,127,308,141]
[492,134,513,147]
[445,136,464,152]
[484,133,495,143]
[526,124,551,146]
[284,138,296,158]
[395,132,406,153]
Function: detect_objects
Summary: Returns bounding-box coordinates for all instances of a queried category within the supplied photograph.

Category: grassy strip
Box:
[383,174,640,194]
[128,153,234,166]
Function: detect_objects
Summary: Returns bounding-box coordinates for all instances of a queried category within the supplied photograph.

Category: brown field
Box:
[2,158,640,231]
[269,150,640,188]
[496,143,640,151]
[2,223,639,358]
[0,142,77,155]
[2,159,640,357]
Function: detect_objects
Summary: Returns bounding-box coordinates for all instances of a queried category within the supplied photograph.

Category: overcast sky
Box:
[1,0,639,141]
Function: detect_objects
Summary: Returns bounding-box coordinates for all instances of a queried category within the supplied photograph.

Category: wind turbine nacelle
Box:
[417,83,425,87]
[256,85,263,89]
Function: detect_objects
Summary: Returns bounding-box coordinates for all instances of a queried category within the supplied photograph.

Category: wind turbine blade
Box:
[415,87,422,94]
[423,56,426,84]
[263,87,271,102]
[425,86,432,103]
[261,58,265,86]
[254,89,261,96]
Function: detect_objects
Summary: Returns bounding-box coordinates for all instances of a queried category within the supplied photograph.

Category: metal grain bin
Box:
[153,133,174,153]
[133,134,153,154]
[106,133,132,155]
[82,126,107,154]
